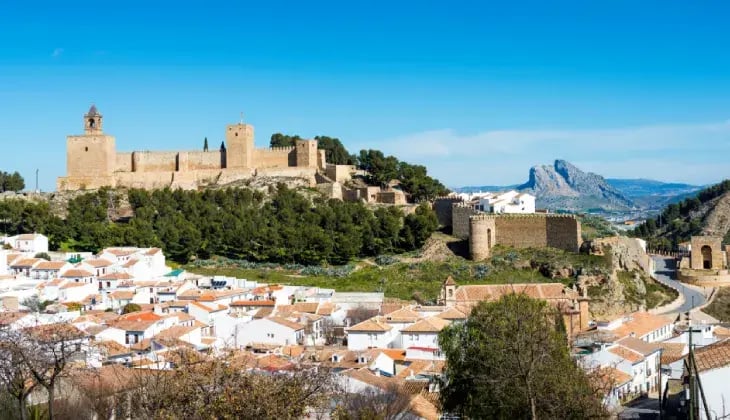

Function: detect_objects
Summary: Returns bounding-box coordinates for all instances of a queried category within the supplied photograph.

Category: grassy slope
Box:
[186,246,611,303]
[704,288,730,322]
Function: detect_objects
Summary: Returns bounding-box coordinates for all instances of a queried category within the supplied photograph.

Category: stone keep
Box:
[690,236,724,270]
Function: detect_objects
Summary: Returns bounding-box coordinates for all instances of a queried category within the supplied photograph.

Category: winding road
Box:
[651,256,706,314]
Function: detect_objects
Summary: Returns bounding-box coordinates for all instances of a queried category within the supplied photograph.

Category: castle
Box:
[433,198,583,260]
[57,106,328,191]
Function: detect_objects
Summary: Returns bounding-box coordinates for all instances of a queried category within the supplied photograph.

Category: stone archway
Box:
[701,245,712,269]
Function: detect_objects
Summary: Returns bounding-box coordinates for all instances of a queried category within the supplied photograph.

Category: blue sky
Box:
[1,1,730,191]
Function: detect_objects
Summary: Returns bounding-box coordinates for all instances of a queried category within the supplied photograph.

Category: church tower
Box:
[58,105,116,189]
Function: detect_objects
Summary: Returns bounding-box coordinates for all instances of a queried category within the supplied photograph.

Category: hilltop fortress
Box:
[57,106,327,191]
[434,198,582,260]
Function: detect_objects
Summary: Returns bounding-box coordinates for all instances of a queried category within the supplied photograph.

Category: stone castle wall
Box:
[455,210,582,260]
[452,203,478,239]
[67,135,115,178]
[494,215,549,248]
[179,151,224,171]
[432,197,463,228]
[132,151,178,173]
[115,152,133,172]
[252,147,296,169]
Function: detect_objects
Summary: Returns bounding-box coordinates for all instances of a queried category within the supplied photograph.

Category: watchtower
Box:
[84,105,103,134]
[295,139,318,168]
[225,122,255,169]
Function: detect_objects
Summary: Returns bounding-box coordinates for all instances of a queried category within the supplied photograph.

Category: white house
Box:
[188,301,228,336]
[596,311,674,343]
[31,261,72,280]
[687,339,730,420]
[233,317,305,348]
[9,258,41,277]
[400,317,450,360]
[347,316,397,351]
[3,234,49,254]
[475,191,536,214]
[58,281,98,303]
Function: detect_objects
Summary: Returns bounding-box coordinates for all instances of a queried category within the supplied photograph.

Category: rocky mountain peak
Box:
[519,160,634,211]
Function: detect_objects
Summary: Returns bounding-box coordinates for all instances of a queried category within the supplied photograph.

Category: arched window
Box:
[88,118,95,128]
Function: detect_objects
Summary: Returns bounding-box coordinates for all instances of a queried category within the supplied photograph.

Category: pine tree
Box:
[203,137,209,152]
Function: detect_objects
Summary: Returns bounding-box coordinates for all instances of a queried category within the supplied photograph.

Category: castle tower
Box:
[225,122,254,169]
[295,139,318,169]
[61,105,116,184]
[469,215,496,261]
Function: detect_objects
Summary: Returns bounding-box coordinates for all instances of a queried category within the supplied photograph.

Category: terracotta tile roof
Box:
[659,343,687,365]
[268,316,304,331]
[99,272,133,280]
[397,360,445,378]
[104,249,137,257]
[156,325,199,340]
[378,303,403,316]
[436,307,467,320]
[608,345,645,364]
[248,354,294,371]
[145,248,161,256]
[444,276,456,286]
[47,278,64,286]
[409,393,440,420]
[119,311,161,322]
[0,312,28,326]
[92,340,131,357]
[122,259,139,269]
[84,259,114,268]
[693,339,730,373]
[24,323,87,341]
[617,336,662,356]
[282,345,305,358]
[11,258,40,268]
[109,291,135,300]
[17,233,42,240]
[384,307,421,323]
[253,307,274,319]
[230,300,275,307]
[189,301,227,313]
[293,302,319,314]
[454,283,577,303]
[714,326,730,339]
[377,348,407,361]
[595,367,633,387]
[347,316,393,333]
[316,302,337,316]
[608,312,674,340]
[60,282,90,289]
[344,367,402,390]
[34,261,67,270]
[62,268,94,278]
[402,317,451,333]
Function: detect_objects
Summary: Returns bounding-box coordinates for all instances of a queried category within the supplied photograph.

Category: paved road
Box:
[651,256,706,314]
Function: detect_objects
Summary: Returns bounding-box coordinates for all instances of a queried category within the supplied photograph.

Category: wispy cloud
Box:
[357,121,730,187]
[51,48,64,58]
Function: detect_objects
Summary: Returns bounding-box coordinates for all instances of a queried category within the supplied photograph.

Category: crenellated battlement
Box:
[58,106,328,191]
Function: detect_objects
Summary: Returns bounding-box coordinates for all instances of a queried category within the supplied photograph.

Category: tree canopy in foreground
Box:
[438,294,607,419]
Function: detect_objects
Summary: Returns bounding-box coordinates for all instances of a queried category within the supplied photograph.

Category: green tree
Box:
[314,135,356,165]
[203,137,209,152]
[439,294,606,419]
[33,252,51,261]
[0,171,25,193]
[122,303,142,314]
[270,133,301,148]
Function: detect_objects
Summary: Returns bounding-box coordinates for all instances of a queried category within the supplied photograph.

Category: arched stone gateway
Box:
[701,245,713,269]
[690,236,724,270]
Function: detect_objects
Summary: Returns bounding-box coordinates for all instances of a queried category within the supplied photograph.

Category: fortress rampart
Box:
[57,106,324,191]
[447,205,581,260]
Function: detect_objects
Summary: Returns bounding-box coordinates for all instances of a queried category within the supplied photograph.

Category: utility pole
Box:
[35,169,39,193]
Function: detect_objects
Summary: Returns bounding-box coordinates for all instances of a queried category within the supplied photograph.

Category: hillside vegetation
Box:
[0,186,439,264]
[632,180,730,249]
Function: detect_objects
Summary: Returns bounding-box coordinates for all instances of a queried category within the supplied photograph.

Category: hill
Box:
[631,180,730,249]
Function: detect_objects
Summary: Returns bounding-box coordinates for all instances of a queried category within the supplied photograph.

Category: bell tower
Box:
[84,105,103,134]
[58,105,116,190]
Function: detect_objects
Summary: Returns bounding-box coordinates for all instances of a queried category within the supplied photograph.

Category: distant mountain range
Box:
[454,160,704,212]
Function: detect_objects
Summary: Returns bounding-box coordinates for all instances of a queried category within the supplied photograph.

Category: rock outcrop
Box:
[518,160,634,211]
